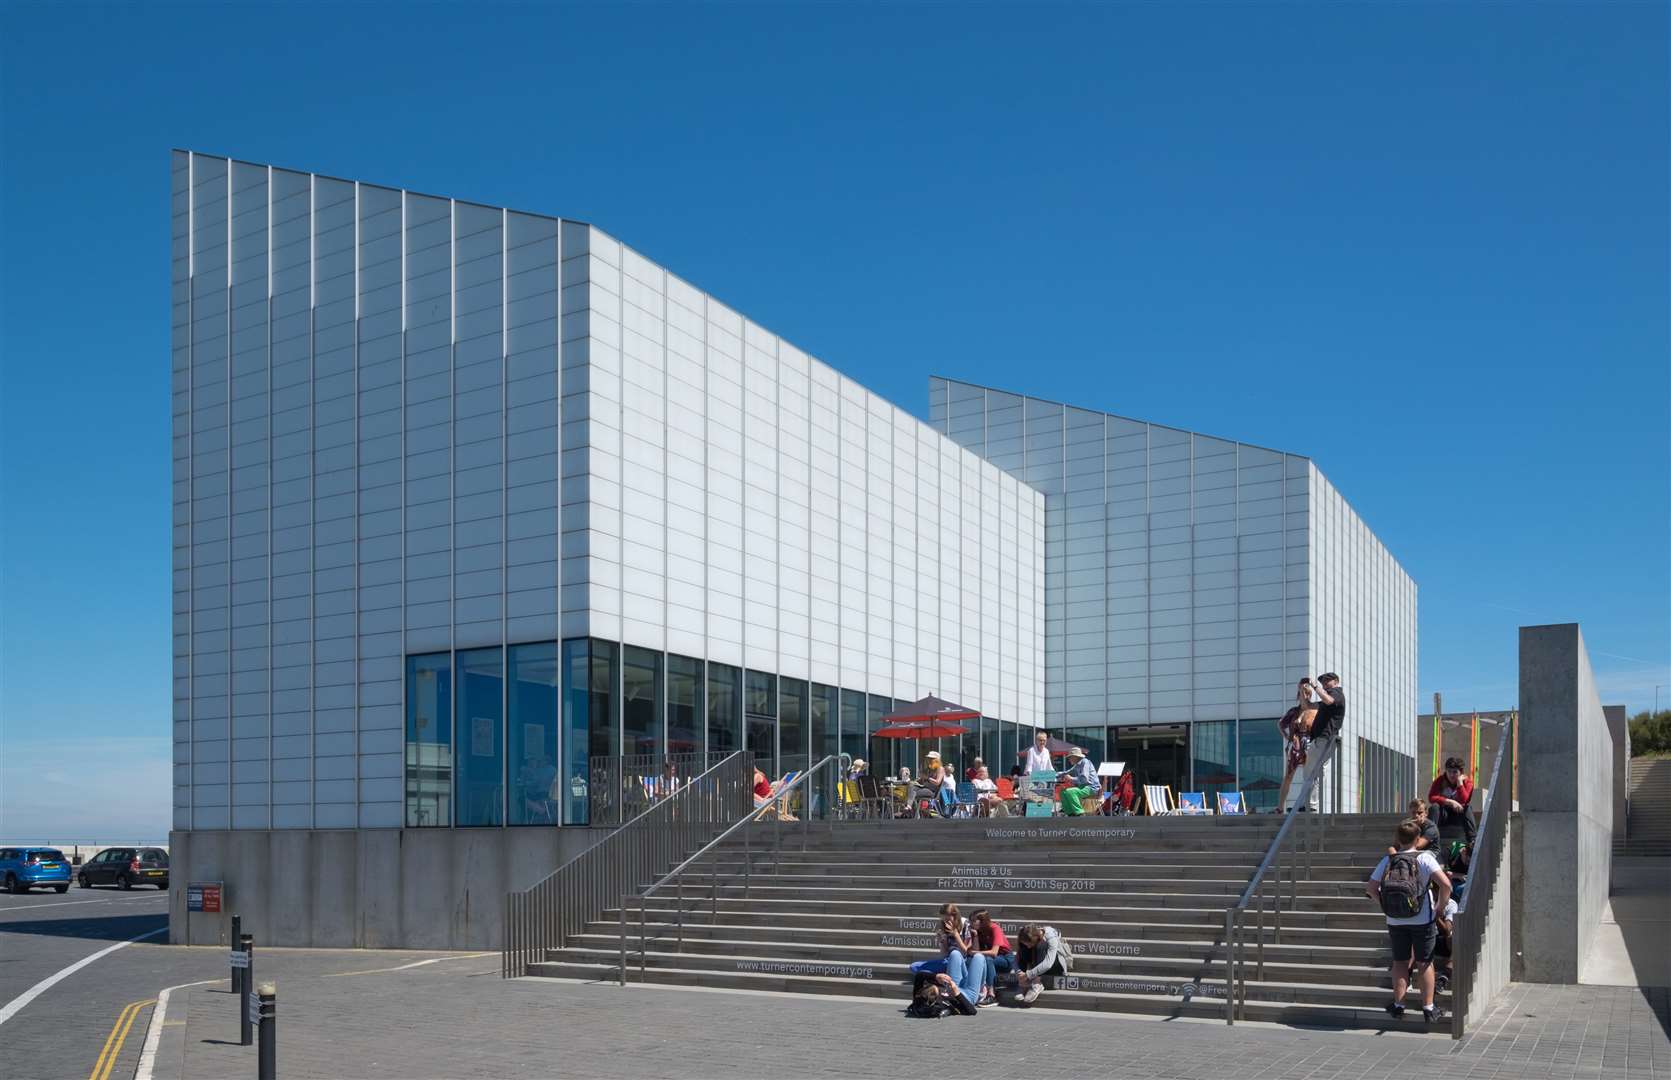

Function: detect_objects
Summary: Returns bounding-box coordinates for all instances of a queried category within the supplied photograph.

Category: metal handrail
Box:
[1220,736,1340,1023]
[1449,714,1515,1039]
[501,750,753,977]
[618,754,848,984]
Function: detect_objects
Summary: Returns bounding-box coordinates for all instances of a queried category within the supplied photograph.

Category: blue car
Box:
[0,847,72,894]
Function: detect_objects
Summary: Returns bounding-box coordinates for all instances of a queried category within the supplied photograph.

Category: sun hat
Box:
[926,751,941,760]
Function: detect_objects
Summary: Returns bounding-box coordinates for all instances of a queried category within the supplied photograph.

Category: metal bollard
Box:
[256,982,276,1080]
[229,915,242,991]
[238,934,255,1046]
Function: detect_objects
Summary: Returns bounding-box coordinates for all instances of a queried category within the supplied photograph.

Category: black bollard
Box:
[256,982,276,1080]
[238,933,255,1047]
[229,915,242,992]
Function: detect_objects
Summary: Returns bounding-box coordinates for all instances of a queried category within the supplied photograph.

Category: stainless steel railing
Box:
[1220,736,1341,1023]
[587,751,732,827]
[617,755,852,984]
[1449,715,1515,1039]
[502,751,754,977]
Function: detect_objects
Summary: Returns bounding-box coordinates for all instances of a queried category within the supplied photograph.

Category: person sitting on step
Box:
[970,909,1013,1005]
[970,765,1005,817]
[936,902,988,1008]
[1014,924,1071,1005]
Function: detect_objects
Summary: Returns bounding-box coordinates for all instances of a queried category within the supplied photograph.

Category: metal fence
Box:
[618,754,852,983]
[1220,737,1341,1023]
[502,751,753,978]
[1449,715,1515,1039]
[587,752,733,827]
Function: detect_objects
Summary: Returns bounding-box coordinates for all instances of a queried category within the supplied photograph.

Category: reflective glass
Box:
[1191,720,1235,808]
[707,663,742,757]
[1238,716,1285,813]
[745,670,778,773]
[866,694,893,778]
[667,655,703,755]
[507,642,559,826]
[980,717,1000,780]
[811,683,837,763]
[1066,724,1107,767]
[780,677,808,773]
[405,652,452,827]
[840,690,866,767]
[455,647,504,826]
[622,646,663,759]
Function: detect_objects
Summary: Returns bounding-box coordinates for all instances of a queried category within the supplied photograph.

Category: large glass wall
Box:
[1238,716,1285,813]
[1191,720,1235,809]
[622,646,663,760]
[667,655,703,757]
[405,653,453,827]
[780,678,808,774]
[745,671,778,773]
[707,663,742,758]
[507,643,558,825]
[455,647,505,826]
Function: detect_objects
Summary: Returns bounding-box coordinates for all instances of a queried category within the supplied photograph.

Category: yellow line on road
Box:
[89,998,154,1080]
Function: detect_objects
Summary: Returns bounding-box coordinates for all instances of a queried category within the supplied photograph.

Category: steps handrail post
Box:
[677,876,684,953]
[639,895,647,981]
[1223,909,1235,1025]
[618,893,628,986]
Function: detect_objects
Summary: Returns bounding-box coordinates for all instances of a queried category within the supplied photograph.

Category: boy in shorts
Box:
[1365,819,1453,1023]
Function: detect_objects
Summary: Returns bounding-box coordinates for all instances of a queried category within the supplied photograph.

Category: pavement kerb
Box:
[136,979,218,1080]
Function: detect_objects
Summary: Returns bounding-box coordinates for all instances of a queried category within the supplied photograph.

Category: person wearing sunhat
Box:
[846,758,869,782]
[1057,747,1100,816]
[918,751,955,817]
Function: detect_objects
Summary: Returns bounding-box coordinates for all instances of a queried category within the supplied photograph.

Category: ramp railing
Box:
[1449,714,1515,1038]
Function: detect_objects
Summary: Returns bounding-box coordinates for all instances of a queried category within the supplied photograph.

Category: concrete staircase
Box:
[529,814,1448,1031]
[1615,758,1671,857]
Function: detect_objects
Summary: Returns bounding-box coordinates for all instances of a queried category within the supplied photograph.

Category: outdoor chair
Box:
[755,770,803,820]
[1177,791,1210,815]
[994,776,1022,815]
[1143,784,1178,815]
[856,776,894,819]
[1216,791,1246,815]
[952,781,980,819]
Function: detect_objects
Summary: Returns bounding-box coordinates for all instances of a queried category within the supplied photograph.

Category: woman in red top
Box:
[753,767,773,800]
[970,909,1013,1005]
[1428,757,1476,843]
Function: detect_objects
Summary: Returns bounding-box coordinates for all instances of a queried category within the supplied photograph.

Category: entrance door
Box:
[1111,724,1190,805]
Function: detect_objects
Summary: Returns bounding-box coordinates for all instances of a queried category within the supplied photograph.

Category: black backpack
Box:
[905,973,955,1018]
[1379,852,1426,920]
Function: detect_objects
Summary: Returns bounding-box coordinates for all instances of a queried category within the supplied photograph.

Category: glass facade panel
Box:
[707,663,742,758]
[865,694,890,777]
[1191,720,1235,807]
[405,653,452,827]
[455,647,504,827]
[840,690,866,767]
[811,683,837,763]
[667,655,703,756]
[980,717,1000,781]
[507,642,558,826]
[622,646,663,760]
[561,638,618,826]
[1065,723,1107,766]
[780,677,808,774]
[1238,716,1285,813]
[745,670,778,773]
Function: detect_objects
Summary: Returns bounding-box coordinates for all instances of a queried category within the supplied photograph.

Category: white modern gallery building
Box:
[169,151,1416,941]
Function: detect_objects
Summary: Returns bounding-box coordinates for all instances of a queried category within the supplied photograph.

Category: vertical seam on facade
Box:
[185,151,195,832]
[225,162,233,822]
[266,165,274,829]
[397,189,408,827]
[553,219,562,819]
[352,181,361,825]
[448,198,456,827]
[659,263,669,758]
[500,207,508,827]
[308,172,317,828]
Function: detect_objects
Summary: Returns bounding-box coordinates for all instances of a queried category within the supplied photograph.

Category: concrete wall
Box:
[1464,815,1513,1025]
[1603,705,1628,840]
[1514,623,1614,983]
[168,827,611,949]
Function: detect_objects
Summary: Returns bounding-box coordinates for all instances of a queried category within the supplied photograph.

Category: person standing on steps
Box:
[1289,673,1344,812]
[1024,730,1055,775]
[1366,819,1452,1024]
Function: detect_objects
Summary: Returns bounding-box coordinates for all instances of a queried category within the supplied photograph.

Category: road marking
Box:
[0,926,167,1027]
[0,895,168,913]
[136,980,218,1080]
[90,999,155,1080]
[323,952,495,977]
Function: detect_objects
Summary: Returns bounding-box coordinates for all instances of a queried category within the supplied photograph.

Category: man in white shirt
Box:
[1023,731,1055,775]
[1365,819,1453,1023]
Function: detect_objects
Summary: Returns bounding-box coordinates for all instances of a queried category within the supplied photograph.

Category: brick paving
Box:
[158,961,1670,1080]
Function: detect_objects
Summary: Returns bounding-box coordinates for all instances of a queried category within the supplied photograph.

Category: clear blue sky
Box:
[2,3,1666,838]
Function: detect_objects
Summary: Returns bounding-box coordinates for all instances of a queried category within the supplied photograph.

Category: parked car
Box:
[77,847,169,890]
[0,848,72,894]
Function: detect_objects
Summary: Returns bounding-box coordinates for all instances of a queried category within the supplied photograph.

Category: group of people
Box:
[1275,673,1346,811]
[907,902,1073,1016]
[853,731,1108,819]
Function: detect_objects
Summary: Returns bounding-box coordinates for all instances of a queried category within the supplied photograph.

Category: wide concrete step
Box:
[560,934,1388,987]
[614,895,1389,930]
[529,958,1449,1027]
[690,860,1374,886]
[602,906,1388,948]
[707,850,1378,870]
[645,879,1382,913]
[568,920,1389,965]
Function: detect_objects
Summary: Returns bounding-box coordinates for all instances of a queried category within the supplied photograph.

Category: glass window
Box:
[667,654,703,758]
[455,647,504,827]
[980,717,1000,782]
[811,683,837,764]
[561,639,617,826]
[1238,716,1285,813]
[1191,720,1235,808]
[840,690,866,768]
[745,670,778,774]
[507,642,558,826]
[707,663,742,758]
[622,646,663,761]
[866,694,892,778]
[405,652,452,827]
[780,678,808,774]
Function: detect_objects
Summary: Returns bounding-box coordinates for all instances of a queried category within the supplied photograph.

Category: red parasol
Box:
[880,695,980,725]
[873,717,972,739]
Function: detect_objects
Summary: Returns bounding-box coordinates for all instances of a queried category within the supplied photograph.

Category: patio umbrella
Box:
[1016,736,1076,757]
[872,717,971,739]
[879,695,980,725]
[1243,777,1282,791]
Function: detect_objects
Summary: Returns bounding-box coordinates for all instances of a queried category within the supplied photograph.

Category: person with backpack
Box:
[906,970,976,1018]
[1013,924,1072,1005]
[1365,819,1453,1023]
[1288,673,1344,812]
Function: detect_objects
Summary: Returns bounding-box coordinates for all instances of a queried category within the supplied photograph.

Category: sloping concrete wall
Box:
[168,827,611,950]
[1514,623,1614,983]
[1602,705,1628,840]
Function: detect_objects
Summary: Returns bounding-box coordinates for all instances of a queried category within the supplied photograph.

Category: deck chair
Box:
[754,771,802,820]
[952,781,980,819]
[994,776,1021,815]
[1216,791,1246,816]
[1143,784,1178,816]
[1177,791,1210,816]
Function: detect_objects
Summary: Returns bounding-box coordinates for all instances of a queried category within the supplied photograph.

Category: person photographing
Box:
[1289,673,1344,812]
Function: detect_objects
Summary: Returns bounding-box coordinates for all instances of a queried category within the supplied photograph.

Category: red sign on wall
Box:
[187,882,222,913]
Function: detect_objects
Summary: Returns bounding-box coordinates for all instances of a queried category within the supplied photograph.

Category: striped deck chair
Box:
[1143,784,1178,816]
